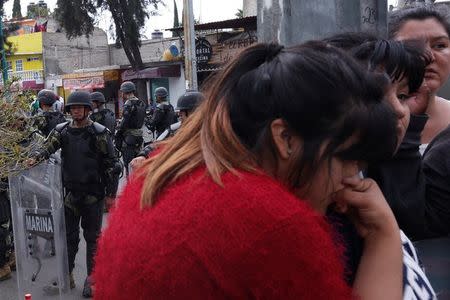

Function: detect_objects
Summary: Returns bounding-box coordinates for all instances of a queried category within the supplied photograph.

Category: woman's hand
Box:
[334,176,403,300]
[333,176,399,239]
[407,81,432,115]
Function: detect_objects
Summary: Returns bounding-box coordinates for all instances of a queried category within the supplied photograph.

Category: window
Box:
[15,60,23,72]
[151,78,169,106]
[6,61,12,70]
[27,57,40,62]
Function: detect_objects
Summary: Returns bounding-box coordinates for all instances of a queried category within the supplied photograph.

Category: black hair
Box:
[388,5,450,38]
[226,42,397,187]
[322,32,379,51]
[325,32,430,94]
[351,39,431,93]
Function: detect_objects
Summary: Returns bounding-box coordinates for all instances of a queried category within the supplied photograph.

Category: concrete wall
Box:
[257,0,387,45]
[169,65,186,107]
[109,37,181,66]
[243,0,257,16]
[43,28,110,77]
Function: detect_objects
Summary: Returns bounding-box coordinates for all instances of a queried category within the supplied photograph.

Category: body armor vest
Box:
[43,111,66,136]
[90,109,116,133]
[122,98,146,129]
[0,185,10,222]
[155,103,175,134]
[59,124,104,195]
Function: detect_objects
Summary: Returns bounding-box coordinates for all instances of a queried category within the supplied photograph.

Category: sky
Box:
[5,0,447,41]
[3,0,244,40]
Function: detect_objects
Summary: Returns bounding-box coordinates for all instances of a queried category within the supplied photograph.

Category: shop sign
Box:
[63,76,104,90]
[104,70,119,81]
[62,71,103,79]
[196,38,212,65]
[210,33,257,65]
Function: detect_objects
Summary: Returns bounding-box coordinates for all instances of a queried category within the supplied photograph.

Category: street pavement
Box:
[0,176,127,300]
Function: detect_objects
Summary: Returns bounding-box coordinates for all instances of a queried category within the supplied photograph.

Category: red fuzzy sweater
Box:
[93,167,352,299]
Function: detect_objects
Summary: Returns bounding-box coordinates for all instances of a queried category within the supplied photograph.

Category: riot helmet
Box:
[89,91,106,103]
[120,81,136,93]
[65,91,92,112]
[176,90,204,111]
[37,89,57,106]
[155,87,168,99]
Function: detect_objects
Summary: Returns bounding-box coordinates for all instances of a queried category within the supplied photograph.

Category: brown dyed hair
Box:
[138,42,397,207]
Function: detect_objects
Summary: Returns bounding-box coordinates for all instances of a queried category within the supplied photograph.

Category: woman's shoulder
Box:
[436,96,450,111]
[111,168,323,235]
[212,169,318,218]
[434,97,450,122]
[105,167,329,252]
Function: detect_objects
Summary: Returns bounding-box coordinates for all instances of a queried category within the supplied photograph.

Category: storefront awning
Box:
[121,65,181,81]
[22,81,44,90]
[63,76,104,90]
[62,70,120,90]
[166,16,257,32]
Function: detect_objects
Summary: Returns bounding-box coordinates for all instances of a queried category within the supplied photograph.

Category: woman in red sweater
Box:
[94,42,402,299]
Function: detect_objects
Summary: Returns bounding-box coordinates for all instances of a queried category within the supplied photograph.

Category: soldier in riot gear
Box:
[89,91,116,134]
[0,180,12,281]
[32,89,66,137]
[30,91,120,298]
[0,114,44,281]
[145,87,176,137]
[175,90,204,123]
[130,90,204,171]
[115,81,146,177]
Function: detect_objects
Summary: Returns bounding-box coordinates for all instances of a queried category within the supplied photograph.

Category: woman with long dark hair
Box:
[325,33,437,298]
[388,4,450,238]
[93,42,402,299]
[389,5,450,149]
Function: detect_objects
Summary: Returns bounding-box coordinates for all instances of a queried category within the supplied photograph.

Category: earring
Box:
[287,148,292,155]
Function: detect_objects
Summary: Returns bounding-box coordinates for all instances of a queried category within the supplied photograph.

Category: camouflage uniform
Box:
[89,109,116,134]
[115,96,146,177]
[0,127,43,280]
[0,180,12,280]
[31,111,66,137]
[35,120,121,279]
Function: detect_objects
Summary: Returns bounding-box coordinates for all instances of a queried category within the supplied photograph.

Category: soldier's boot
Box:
[7,251,16,271]
[82,276,93,298]
[69,273,76,289]
[0,264,11,281]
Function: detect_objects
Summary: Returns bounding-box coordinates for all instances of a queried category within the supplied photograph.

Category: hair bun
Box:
[265,44,284,62]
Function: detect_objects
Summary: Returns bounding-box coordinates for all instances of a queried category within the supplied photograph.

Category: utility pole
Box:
[257,0,388,45]
[183,0,198,90]
[0,18,8,85]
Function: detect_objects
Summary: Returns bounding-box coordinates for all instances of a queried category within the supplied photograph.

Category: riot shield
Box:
[8,155,69,299]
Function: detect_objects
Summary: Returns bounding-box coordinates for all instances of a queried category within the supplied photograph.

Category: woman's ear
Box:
[270,118,301,160]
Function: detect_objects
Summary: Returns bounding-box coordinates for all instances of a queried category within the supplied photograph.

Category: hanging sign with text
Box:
[195,38,213,65]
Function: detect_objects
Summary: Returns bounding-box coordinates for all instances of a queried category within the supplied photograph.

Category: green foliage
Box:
[54,0,96,39]
[54,0,163,69]
[0,0,6,16]
[3,20,19,55]
[12,0,21,19]
[235,8,243,18]
[26,5,50,19]
[0,80,43,179]
[173,0,179,37]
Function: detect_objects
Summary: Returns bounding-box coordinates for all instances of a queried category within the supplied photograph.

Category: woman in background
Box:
[93,42,402,299]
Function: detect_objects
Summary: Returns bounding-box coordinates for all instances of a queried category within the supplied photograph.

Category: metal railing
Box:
[0,69,44,85]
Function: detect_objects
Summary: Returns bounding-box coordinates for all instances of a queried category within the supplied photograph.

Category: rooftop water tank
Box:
[151,30,163,40]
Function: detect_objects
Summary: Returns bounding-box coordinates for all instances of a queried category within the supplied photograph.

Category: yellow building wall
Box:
[6,32,44,72]
[7,55,43,72]
[6,32,43,54]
